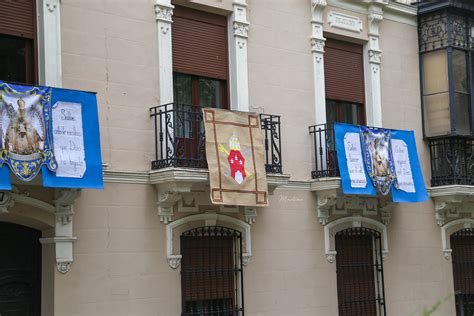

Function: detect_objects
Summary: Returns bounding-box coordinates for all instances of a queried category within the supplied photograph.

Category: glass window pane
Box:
[0,34,32,84]
[339,102,359,125]
[199,78,222,108]
[326,99,337,130]
[173,73,192,105]
[423,92,451,137]
[455,92,470,135]
[453,49,468,93]
[422,50,449,95]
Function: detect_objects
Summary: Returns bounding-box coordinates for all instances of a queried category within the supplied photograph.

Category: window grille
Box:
[180,226,244,316]
[451,228,474,315]
[335,227,386,316]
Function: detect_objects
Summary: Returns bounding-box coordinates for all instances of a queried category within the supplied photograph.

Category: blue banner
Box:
[334,122,428,203]
[42,88,103,189]
[334,123,376,196]
[0,82,102,190]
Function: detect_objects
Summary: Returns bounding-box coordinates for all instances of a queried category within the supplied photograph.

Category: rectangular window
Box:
[335,228,386,316]
[324,38,365,128]
[180,227,244,316]
[0,0,36,84]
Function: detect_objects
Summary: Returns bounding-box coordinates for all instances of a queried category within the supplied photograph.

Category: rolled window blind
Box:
[172,6,228,80]
[324,38,365,104]
[0,0,35,39]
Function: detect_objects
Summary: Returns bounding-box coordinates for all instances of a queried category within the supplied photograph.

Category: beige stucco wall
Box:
[0,1,453,316]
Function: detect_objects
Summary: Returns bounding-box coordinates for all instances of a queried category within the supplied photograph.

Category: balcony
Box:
[149,103,289,219]
[150,103,283,173]
[309,124,339,180]
[429,136,474,187]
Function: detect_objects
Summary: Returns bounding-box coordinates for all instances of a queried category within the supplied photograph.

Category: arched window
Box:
[335,227,386,316]
[180,226,244,315]
[451,228,474,315]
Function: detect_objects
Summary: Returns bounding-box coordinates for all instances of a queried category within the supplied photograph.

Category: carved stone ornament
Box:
[155,4,173,23]
[314,189,395,227]
[233,21,249,38]
[311,0,327,22]
[158,191,181,224]
[369,50,382,64]
[244,207,257,224]
[168,255,182,269]
[310,37,325,53]
[430,190,474,227]
[45,1,58,13]
[0,191,14,213]
[57,261,72,274]
[368,12,384,36]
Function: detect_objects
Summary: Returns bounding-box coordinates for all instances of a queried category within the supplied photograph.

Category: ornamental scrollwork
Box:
[155,4,173,23]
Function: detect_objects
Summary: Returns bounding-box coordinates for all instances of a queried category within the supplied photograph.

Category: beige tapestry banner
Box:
[203,108,268,206]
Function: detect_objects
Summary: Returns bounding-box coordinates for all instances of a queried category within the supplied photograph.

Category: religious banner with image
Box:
[334,122,428,202]
[203,108,268,206]
[0,82,57,181]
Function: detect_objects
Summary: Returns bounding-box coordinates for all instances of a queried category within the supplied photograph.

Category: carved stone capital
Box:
[310,37,325,53]
[54,189,81,211]
[432,195,465,226]
[311,0,327,22]
[369,49,382,64]
[233,21,249,38]
[368,12,383,36]
[155,3,173,23]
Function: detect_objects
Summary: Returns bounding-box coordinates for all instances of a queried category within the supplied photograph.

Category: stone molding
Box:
[166,213,252,269]
[39,0,62,87]
[429,185,474,259]
[328,11,363,33]
[324,215,389,263]
[0,187,80,274]
[311,178,394,262]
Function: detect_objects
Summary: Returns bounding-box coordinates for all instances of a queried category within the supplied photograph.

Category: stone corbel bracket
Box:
[40,189,81,274]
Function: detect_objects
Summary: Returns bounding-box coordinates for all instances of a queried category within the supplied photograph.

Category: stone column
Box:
[364,3,385,127]
[155,0,174,105]
[40,0,62,87]
[310,0,327,126]
[229,0,250,112]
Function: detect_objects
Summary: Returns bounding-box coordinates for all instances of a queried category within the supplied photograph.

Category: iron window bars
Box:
[335,227,386,316]
[180,226,244,316]
[150,103,282,174]
[451,228,474,316]
[309,123,339,179]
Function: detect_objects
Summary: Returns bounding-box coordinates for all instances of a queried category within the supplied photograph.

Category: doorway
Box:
[0,222,41,316]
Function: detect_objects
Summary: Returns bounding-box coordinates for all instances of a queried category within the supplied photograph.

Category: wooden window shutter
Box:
[0,0,36,39]
[324,38,365,104]
[172,5,228,80]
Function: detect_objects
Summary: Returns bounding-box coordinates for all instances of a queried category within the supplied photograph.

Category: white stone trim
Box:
[324,215,389,263]
[155,0,174,105]
[0,188,80,273]
[38,0,62,87]
[328,11,363,33]
[229,0,250,112]
[311,0,327,126]
[440,219,474,260]
[364,3,385,127]
[166,213,252,269]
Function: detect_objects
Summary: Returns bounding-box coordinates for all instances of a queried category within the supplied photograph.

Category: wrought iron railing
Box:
[150,103,283,174]
[428,136,474,187]
[309,124,339,179]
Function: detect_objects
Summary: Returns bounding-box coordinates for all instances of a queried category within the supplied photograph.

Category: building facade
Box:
[0,0,474,315]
